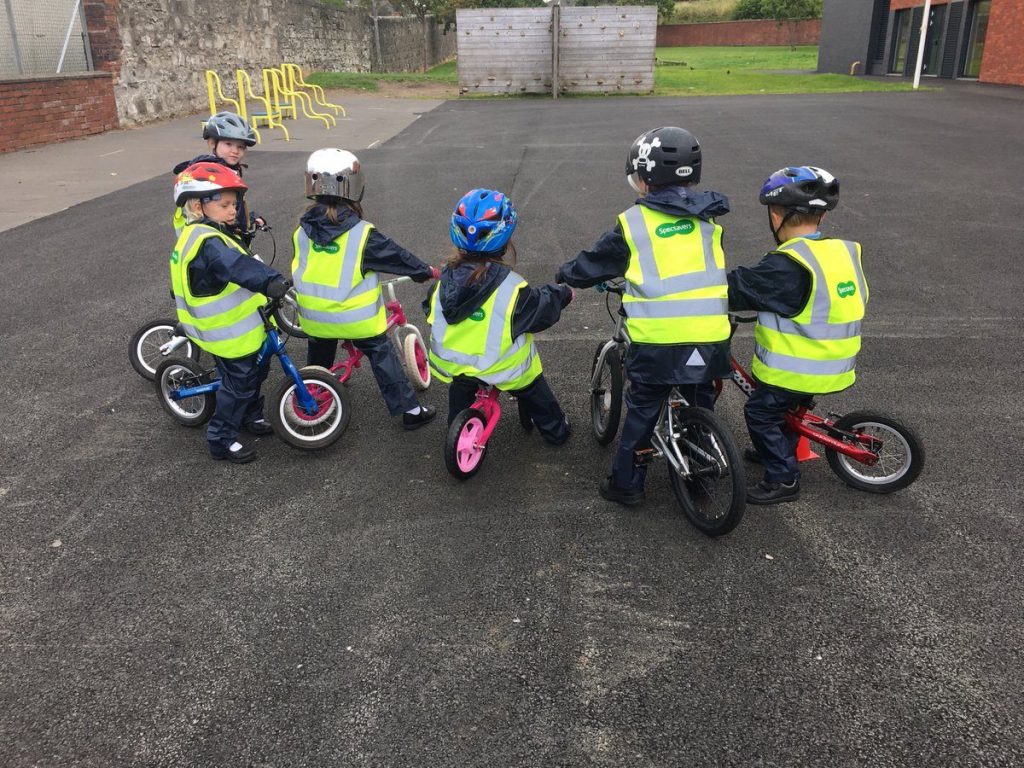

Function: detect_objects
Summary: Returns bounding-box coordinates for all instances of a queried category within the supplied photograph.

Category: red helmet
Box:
[174,162,248,207]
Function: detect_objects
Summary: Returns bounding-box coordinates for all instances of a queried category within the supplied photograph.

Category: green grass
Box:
[307,60,456,92]
[308,47,924,98]
[671,0,740,24]
[654,45,921,96]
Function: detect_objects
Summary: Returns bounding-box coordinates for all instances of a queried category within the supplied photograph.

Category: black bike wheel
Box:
[130,318,200,381]
[444,408,488,480]
[272,289,309,339]
[667,406,745,537]
[154,357,215,427]
[825,410,925,493]
[270,366,351,450]
[590,342,623,446]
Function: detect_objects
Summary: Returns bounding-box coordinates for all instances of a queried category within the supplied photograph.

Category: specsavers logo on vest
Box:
[836,280,857,298]
[470,308,486,321]
[655,219,696,238]
[311,242,341,254]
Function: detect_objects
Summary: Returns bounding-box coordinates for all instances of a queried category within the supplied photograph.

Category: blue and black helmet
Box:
[450,188,517,254]
[759,166,839,213]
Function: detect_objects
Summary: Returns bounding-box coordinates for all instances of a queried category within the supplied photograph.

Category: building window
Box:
[963,0,991,78]
[890,9,912,73]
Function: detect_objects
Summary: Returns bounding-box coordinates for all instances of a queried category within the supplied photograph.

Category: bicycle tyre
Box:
[590,342,623,446]
[130,318,200,381]
[272,289,309,339]
[401,329,431,391]
[444,408,488,480]
[154,357,215,427]
[269,366,351,450]
[825,410,925,493]
[667,406,745,537]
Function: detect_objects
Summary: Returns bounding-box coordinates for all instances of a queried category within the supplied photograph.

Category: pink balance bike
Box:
[273,275,431,391]
[722,314,925,493]
[444,381,534,479]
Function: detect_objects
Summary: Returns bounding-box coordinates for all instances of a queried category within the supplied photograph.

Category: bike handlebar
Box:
[729,313,757,324]
[596,281,625,295]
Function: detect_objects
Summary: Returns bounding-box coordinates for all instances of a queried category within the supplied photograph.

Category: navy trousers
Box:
[307,334,419,416]
[744,384,814,484]
[448,374,569,445]
[208,351,270,446]
[612,382,716,492]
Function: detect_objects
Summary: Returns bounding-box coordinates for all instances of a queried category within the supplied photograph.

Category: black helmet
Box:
[758,166,839,213]
[203,111,257,147]
[625,127,702,190]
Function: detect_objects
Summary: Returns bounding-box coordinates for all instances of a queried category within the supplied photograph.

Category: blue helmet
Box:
[450,188,517,253]
[759,166,839,213]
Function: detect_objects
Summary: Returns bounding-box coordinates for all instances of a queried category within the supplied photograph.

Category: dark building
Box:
[818,0,1022,87]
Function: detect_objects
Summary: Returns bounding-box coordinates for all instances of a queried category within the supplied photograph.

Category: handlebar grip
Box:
[595,282,607,294]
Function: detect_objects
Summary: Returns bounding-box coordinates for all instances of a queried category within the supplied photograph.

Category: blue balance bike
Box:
[153,298,351,450]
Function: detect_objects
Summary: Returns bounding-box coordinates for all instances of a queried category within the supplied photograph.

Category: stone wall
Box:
[657,18,821,47]
[0,72,118,153]
[111,0,452,125]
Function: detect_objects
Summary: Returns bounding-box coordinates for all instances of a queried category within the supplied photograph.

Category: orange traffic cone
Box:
[795,435,819,462]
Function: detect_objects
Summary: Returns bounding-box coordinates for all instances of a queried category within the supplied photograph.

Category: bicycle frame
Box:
[329,278,424,383]
[468,386,503,449]
[169,309,319,415]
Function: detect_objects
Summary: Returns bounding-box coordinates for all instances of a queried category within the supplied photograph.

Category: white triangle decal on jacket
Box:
[686,349,705,367]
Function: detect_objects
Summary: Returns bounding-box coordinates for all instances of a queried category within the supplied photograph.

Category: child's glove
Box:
[265,277,292,299]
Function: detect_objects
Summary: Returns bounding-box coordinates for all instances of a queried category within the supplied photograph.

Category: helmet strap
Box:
[770,208,797,245]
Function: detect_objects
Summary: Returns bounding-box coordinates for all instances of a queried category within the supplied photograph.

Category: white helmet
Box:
[305,148,365,202]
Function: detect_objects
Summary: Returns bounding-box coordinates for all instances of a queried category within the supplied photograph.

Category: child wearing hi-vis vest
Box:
[291,148,438,430]
[171,163,291,464]
[557,127,732,507]
[425,189,573,444]
[728,166,868,505]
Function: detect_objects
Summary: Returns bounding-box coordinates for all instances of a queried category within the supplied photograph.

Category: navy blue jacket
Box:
[186,220,284,298]
[299,205,434,282]
[557,186,733,385]
[422,260,572,341]
[172,154,260,241]
[726,234,818,317]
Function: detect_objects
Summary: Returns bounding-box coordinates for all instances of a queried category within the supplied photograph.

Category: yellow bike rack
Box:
[279,64,335,129]
[262,66,296,122]
[205,70,243,118]
[282,62,346,118]
[237,69,288,141]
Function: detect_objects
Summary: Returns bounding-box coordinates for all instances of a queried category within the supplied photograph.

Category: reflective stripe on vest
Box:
[170,224,266,359]
[290,221,387,339]
[618,205,730,344]
[752,237,868,394]
[427,271,542,391]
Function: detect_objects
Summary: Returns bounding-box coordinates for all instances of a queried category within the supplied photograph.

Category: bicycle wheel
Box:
[825,410,925,493]
[444,408,488,480]
[667,406,745,537]
[130,318,200,381]
[401,329,431,391]
[154,358,215,427]
[270,366,351,450]
[272,289,309,339]
[590,342,623,446]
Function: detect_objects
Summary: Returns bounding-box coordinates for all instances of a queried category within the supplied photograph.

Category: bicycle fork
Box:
[647,400,728,481]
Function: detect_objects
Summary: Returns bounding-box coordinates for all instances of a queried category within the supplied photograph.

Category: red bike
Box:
[723,315,924,493]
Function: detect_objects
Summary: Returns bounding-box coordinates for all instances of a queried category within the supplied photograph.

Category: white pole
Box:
[912,0,933,90]
[57,0,83,73]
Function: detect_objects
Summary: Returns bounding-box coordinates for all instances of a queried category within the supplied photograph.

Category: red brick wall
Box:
[889,0,950,10]
[0,73,118,154]
[83,0,122,76]
[657,19,821,47]
[979,0,1024,86]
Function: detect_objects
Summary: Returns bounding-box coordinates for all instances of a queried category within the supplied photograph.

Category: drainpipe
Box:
[912,0,933,89]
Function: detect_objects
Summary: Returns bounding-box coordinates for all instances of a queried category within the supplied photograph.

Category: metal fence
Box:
[1,0,92,78]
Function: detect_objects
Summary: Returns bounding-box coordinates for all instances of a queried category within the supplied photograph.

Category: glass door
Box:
[922,4,947,75]
[962,0,991,78]
[890,9,912,74]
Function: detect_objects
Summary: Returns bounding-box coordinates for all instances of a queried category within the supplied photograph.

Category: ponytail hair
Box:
[445,241,517,286]
[305,196,364,223]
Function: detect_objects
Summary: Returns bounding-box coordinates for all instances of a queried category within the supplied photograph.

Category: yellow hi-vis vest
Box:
[618,205,730,345]
[752,236,868,394]
[170,224,267,359]
[290,221,388,340]
[426,271,543,392]
[172,207,186,238]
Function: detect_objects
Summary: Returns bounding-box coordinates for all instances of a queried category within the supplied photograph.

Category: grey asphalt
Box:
[2,87,1023,767]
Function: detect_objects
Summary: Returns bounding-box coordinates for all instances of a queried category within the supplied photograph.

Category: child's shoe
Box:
[598,476,645,507]
[243,418,274,436]
[403,405,438,431]
[743,447,763,464]
[210,440,256,464]
[746,479,799,505]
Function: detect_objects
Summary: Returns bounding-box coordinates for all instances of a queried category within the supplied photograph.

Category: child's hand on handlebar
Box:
[431,266,442,281]
[266,277,292,299]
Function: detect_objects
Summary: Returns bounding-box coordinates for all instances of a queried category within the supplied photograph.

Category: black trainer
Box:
[403,405,437,431]
[598,477,645,507]
[243,418,274,437]
[209,440,256,464]
[743,447,763,464]
[746,479,800,505]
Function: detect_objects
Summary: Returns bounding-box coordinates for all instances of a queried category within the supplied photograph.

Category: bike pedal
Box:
[633,448,659,466]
